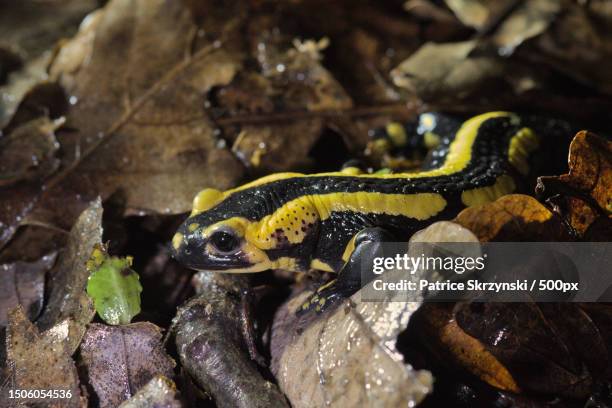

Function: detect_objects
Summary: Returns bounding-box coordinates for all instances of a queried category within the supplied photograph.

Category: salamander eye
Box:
[209,230,239,254]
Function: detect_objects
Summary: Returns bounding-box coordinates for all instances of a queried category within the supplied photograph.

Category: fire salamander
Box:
[172,112,572,312]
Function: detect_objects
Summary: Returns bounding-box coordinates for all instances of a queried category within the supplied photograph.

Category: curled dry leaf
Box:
[175,272,288,408]
[445,0,560,56]
[0,0,244,248]
[0,252,56,327]
[79,322,176,408]
[390,40,504,101]
[415,303,521,393]
[0,116,62,187]
[454,194,571,241]
[537,131,612,237]
[4,306,82,407]
[118,375,181,408]
[36,198,102,353]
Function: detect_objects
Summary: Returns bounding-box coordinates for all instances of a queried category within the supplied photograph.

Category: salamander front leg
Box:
[299,227,396,315]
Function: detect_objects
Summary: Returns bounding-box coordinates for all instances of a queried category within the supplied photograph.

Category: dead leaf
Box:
[415,303,521,393]
[0,252,56,327]
[531,4,612,95]
[444,0,492,29]
[118,375,181,408]
[79,322,175,408]
[224,30,352,173]
[0,53,50,129]
[4,306,83,407]
[272,294,433,407]
[390,40,505,101]
[0,0,245,248]
[454,302,604,398]
[0,117,62,187]
[445,0,560,56]
[36,198,102,353]
[0,0,98,126]
[454,194,571,241]
[537,131,612,237]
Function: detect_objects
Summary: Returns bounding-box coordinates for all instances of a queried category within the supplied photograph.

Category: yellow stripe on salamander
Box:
[191,112,514,216]
[508,127,540,175]
[461,175,516,207]
[226,111,514,190]
[245,192,447,250]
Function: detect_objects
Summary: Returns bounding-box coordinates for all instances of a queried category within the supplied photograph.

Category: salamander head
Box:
[171,188,272,272]
[171,184,319,273]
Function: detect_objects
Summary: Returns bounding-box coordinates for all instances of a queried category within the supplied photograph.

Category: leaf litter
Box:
[1,0,612,407]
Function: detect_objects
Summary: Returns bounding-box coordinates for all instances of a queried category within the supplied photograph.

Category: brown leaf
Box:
[390,40,506,101]
[222,32,352,173]
[79,322,175,408]
[271,290,433,407]
[0,252,56,327]
[454,302,604,398]
[0,0,245,248]
[415,303,521,393]
[0,117,62,187]
[4,306,83,407]
[531,4,612,95]
[537,131,612,237]
[454,194,571,241]
[36,198,102,353]
[0,0,97,126]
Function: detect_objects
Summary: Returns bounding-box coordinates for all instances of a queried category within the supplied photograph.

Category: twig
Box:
[214,103,416,126]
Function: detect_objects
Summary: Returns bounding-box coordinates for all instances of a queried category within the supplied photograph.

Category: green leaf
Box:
[86,246,142,325]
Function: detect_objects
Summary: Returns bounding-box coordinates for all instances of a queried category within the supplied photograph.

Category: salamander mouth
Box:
[172,236,253,271]
[189,255,253,271]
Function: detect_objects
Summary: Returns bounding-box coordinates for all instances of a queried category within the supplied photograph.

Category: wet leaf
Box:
[79,322,175,408]
[454,302,605,398]
[537,131,612,237]
[0,53,50,128]
[86,245,142,325]
[0,116,62,187]
[36,198,102,353]
[415,303,521,393]
[118,375,181,408]
[454,194,571,241]
[175,272,289,408]
[0,0,97,126]
[0,0,245,248]
[0,252,56,327]
[223,35,352,173]
[271,288,432,406]
[4,306,82,407]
